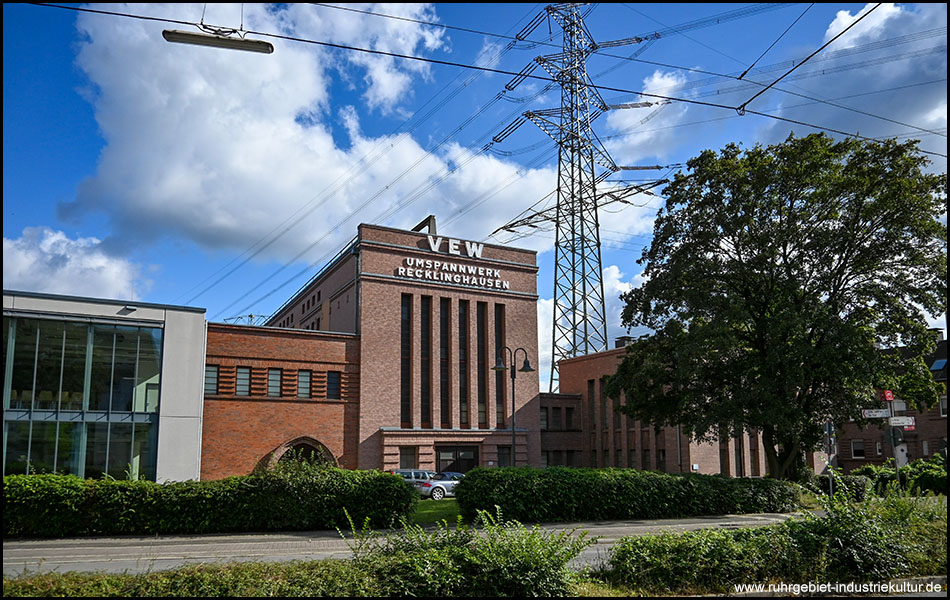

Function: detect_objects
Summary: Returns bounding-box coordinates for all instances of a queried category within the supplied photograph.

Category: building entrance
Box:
[436,446,478,473]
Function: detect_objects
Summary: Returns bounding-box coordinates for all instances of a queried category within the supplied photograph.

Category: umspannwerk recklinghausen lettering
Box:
[395,235,512,290]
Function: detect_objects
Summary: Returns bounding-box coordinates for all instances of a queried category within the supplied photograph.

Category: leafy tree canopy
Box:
[605,133,947,480]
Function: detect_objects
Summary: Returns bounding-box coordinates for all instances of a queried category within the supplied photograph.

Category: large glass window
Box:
[61,323,88,411]
[9,319,38,410]
[135,329,162,412]
[3,316,162,479]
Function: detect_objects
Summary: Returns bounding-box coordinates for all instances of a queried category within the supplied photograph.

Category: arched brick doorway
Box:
[262,436,338,470]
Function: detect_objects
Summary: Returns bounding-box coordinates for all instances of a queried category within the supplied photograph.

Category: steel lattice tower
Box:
[492,4,663,391]
[528,4,614,391]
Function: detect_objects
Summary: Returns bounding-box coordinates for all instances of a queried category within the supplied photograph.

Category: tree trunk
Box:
[762,425,802,480]
[762,425,781,478]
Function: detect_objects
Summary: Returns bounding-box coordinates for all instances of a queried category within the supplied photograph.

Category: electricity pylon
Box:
[494,3,660,391]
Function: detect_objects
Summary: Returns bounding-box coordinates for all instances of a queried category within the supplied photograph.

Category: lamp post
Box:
[492,346,535,466]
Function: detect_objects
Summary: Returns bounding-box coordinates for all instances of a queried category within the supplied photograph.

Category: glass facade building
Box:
[3,316,162,479]
[4,290,207,483]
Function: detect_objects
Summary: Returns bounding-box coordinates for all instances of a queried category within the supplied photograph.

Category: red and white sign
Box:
[879,390,894,402]
[903,425,916,432]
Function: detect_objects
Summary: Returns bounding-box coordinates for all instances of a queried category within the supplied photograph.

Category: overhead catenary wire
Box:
[738,3,814,80]
[736,3,882,114]
[26,2,948,320]
[33,2,948,158]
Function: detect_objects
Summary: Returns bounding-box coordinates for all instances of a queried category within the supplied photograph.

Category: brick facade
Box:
[201,324,360,479]
[200,223,541,478]
[557,345,777,476]
[835,338,947,472]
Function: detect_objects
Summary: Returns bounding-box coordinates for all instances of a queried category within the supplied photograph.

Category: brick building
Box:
[200,221,542,476]
[834,336,947,472]
[554,344,771,475]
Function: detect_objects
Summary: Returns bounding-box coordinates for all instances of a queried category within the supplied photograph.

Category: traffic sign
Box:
[903,425,916,432]
[862,409,891,418]
[880,390,894,402]
[888,416,914,426]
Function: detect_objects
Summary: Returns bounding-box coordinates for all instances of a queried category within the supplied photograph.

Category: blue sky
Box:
[3,3,947,386]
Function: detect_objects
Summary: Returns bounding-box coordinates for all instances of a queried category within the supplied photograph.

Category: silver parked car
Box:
[417,471,464,500]
[391,469,435,484]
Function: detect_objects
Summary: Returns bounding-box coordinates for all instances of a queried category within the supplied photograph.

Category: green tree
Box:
[606,133,946,480]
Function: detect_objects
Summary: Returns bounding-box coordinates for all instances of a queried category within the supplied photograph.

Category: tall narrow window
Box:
[236,367,251,396]
[458,301,469,428]
[327,371,341,399]
[267,369,282,397]
[420,296,432,428]
[587,379,595,431]
[400,294,412,428]
[494,303,506,428]
[613,393,621,430]
[476,302,487,428]
[440,298,450,428]
[600,377,608,429]
[298,370,311,399]
[204,365,219,396]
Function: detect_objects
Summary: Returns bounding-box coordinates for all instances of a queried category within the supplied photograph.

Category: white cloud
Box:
[604,70,692,163]
[55,2,553,285]
[770,2,947,173]
[824,3,903,48]
[3,227,148,300]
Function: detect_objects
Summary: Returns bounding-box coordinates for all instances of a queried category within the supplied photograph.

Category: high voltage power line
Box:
[31,3,946,158]
[26,2,948,329]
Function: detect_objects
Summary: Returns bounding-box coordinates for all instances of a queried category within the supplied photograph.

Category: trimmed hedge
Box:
[453,467,800,523]
[4,467,417,538]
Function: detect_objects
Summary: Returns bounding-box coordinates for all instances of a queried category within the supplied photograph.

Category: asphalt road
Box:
[4,511,801,577]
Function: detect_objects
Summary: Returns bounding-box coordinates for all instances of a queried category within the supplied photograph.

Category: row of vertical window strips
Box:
[400,295,505,429]
[3,316,162,479]
[539,406,576,430]
[204,365,340,399]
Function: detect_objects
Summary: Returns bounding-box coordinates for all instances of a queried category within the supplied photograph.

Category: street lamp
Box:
[492,346,534,466]
[162,28,274,54]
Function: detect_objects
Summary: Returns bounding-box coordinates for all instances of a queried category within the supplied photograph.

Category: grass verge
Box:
[410,497,461,526]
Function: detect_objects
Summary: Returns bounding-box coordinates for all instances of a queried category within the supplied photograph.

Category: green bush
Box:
[608,489,946,594]
[852,454,947,496]
[609,525,804,593]
[2,474,87,537]
[454,467,800,523]
[3,465,417,538]
[807,473,872,502]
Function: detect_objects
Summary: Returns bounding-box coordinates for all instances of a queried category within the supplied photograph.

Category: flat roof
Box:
[3,289,207,314]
